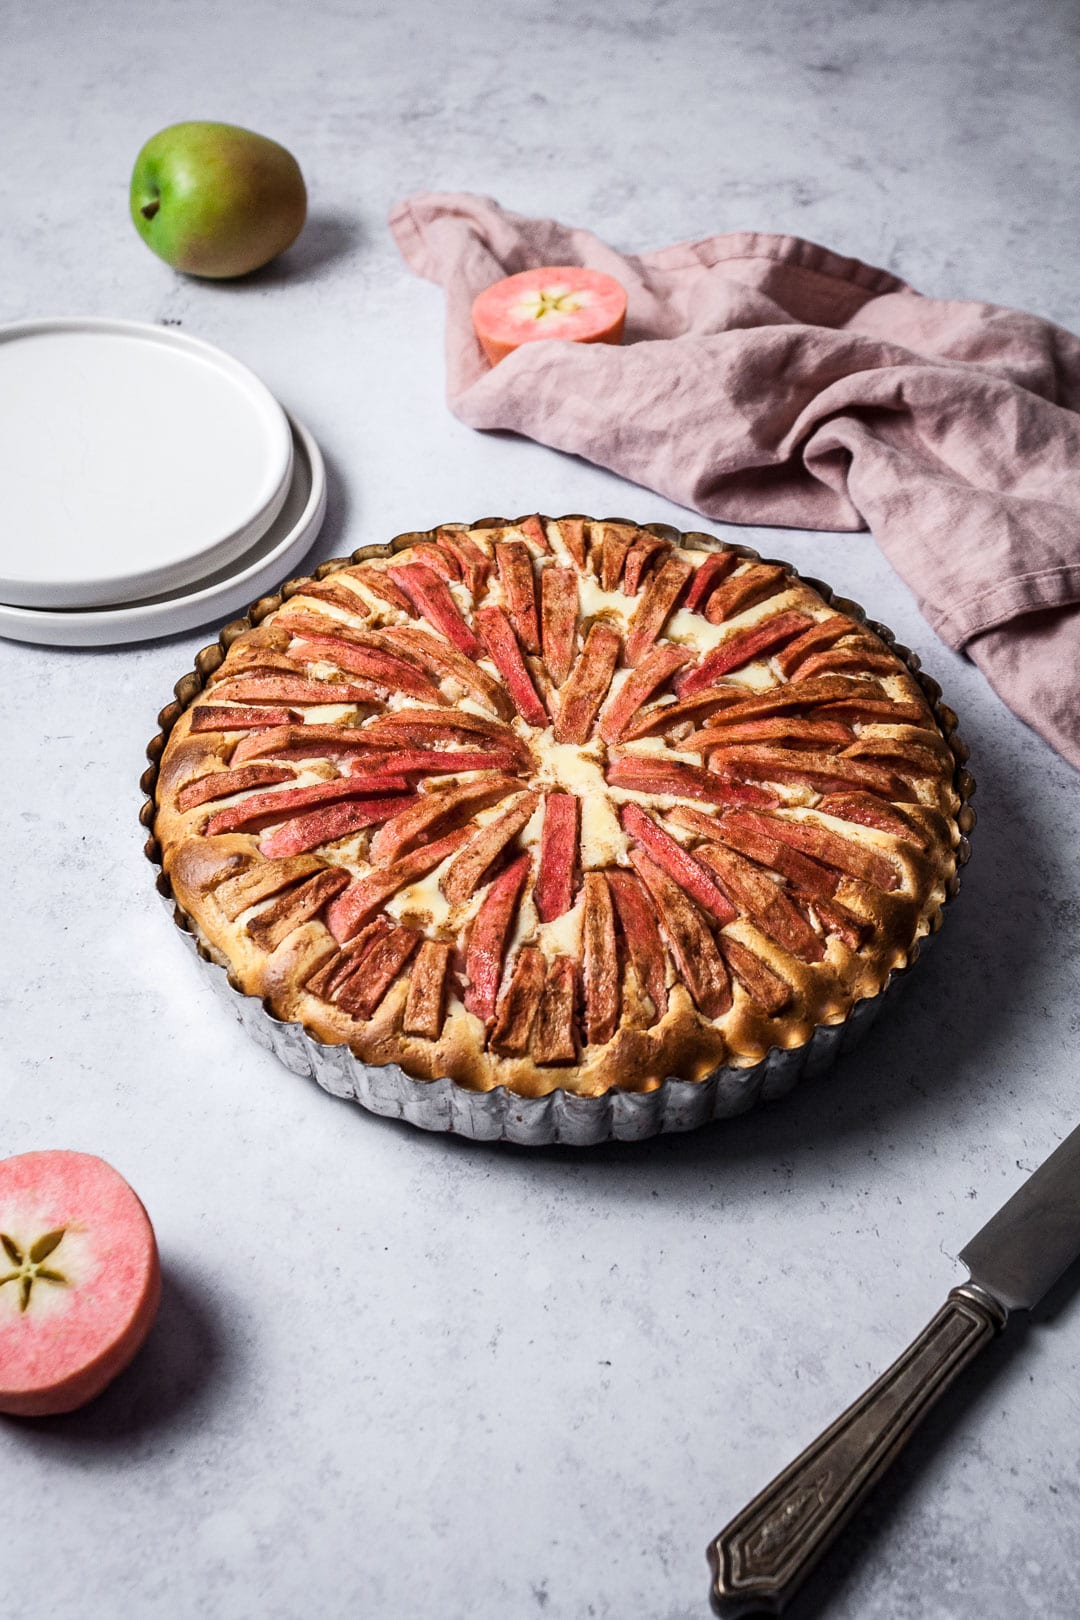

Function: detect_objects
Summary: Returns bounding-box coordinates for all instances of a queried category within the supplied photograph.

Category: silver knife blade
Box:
[960,1120,1080,1313]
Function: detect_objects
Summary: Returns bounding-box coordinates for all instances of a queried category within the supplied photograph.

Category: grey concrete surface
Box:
[2,2,1078,1617]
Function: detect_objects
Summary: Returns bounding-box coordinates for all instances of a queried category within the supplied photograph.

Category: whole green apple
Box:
[130,121,307,278]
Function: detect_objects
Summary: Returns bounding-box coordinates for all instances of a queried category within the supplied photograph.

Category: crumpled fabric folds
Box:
[390,191,1080,770]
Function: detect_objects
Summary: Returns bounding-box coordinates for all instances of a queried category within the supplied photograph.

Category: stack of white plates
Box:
[0,318,326,646]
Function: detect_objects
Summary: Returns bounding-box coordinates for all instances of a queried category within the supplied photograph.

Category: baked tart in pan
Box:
[145,516,972,1128]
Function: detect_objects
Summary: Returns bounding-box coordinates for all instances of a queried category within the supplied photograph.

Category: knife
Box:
[707,1121,1080,1616]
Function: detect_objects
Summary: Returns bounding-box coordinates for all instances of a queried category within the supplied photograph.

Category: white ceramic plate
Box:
[0,317,294,609]
[0,412,325,647]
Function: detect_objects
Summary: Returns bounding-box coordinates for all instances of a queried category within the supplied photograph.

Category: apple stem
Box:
[140,198,160,221]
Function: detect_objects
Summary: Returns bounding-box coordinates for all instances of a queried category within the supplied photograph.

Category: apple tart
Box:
[151,516,966,1101]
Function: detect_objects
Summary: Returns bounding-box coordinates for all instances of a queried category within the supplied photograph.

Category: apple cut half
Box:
[0,1151,161,1417]
[472,267,628,367]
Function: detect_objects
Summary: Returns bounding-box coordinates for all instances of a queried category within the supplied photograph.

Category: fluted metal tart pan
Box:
[140,517,975,1146]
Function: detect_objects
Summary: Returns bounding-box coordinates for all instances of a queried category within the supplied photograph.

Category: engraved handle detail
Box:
[708,1285,1006,1616]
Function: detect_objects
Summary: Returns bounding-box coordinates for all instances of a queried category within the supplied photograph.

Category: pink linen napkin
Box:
[389,192,1080,772]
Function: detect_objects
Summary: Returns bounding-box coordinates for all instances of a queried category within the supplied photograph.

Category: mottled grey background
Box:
[2,2,1079,1617]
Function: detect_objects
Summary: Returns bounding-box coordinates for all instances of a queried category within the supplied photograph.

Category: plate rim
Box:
[0,314,294,608]
[0,411,325,646]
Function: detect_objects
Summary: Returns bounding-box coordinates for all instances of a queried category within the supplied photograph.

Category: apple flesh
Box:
[130,121,306,278]
[0,1151,161,1417]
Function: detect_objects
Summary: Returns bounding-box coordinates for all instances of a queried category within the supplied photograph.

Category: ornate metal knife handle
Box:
[708,1284,1006,1616]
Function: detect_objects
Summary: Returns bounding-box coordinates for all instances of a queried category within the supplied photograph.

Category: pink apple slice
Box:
[190,705,300,732]
[624,555,693,665]
[368,776,521,866]
[387,563,483,658]
[176,763,294,813]
[326,828,469,942]
[531,956,579,1064]
[351,749,518,778]
[490,945,547,1056]
[464,852,532,1021]
[598,642,689,744]
[206,674,380,706]
[582,872,620,1045]
[246,867,351,951]
[627,850,731,1019]
[704,563,788,624]
[475,603,548,726]
[436,529,492,597]
[684,550,739,614]
[675,612,815,694]
[494,542,541,653]
[540,566,579,687]
[620,802,737,925]
[260,793,418,859]
[441,791,541,903]
[204,773,410,837]
[534,792,580,922]
[554,622,621,743]
[402,940,454,1038]
[334,926,422,1018]
[607,869,668,1023]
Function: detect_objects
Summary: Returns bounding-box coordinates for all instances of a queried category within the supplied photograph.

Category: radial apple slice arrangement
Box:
[149,516,967,1100]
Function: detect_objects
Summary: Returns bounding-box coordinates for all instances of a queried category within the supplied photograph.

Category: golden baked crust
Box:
[153,517,961,1099]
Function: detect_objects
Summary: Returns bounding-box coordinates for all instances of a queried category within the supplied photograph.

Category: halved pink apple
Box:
[0,1151,160,1417]
[471,267,627,367]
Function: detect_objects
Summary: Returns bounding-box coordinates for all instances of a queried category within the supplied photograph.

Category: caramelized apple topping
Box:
[171,520,955,1071]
